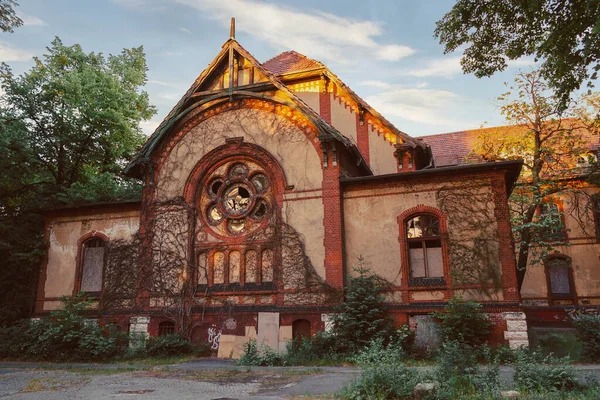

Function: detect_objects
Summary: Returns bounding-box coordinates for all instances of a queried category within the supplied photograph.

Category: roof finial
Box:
[230,17,235,39]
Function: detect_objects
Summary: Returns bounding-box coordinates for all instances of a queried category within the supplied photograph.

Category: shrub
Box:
[338,363,421,400]
[352,337,405,367]
[435,340,501,399]
[434,297,492,346]
[0,295,127,361]
[331,264,395,353]
[530,329,582,360]
[514,351,578,392]
[572,313,600,360]
[237,339,282,366]
[145,334,207,357]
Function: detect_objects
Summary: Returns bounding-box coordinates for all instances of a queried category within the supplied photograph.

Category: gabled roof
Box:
[420,121,600,167]
[262,51,425,150]
[262,51,325,75]
[125,39,371,178]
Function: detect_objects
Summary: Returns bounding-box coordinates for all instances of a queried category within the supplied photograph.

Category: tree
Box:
[471,70,599,291]
[435,0,600,107]
[331,260,394,353]
[0,0,22,33]
[0,38,156,324]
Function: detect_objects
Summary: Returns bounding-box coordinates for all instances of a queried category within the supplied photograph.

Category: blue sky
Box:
[3,0,536,137]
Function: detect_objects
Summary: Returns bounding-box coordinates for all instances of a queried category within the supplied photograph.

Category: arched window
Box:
[158,321,175,336]
[80,237,106,294]
[539,201,567,241]
[406,214,444,280]
[545,256,575,301]
[292,319,311,341]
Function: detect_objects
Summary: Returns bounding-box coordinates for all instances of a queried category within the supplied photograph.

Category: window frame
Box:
[158,320,176,336]
[538,200,568,242]
[398,206,450,290]
[544,254,577,305]
[73,232,109,297]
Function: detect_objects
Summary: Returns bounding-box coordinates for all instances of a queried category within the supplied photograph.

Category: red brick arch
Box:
[397,204,452,301]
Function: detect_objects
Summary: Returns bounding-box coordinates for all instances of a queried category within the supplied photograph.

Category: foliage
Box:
[514,351,578,393]
[0,0,22,33]
[237,339,282,366]
[434,340,501,399]
[572,313,600,360]
[145,334,208,357]
[469,70,600,290]
[0,294,127,361]
[435,0,600,107]
[352,337,406,367]
[330,264,395,353]
[434,297,491,346]
[0,37,155,324]
[338,362,421,400]
[529,329,582,361]
[283,332,345,365]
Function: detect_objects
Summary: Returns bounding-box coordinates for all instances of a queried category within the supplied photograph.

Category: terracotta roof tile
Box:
[420,122,600,167]
[262,51,325,75]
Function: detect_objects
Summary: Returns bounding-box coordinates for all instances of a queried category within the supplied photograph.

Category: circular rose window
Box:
[200,161,272,237]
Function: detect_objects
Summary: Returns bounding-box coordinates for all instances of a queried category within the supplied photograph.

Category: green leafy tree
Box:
[331,261,394,353]
[471,70,599,290]
[0,0,22,33]
[434,297,492,346]
[435,0,600,107]
[0,38,156,324]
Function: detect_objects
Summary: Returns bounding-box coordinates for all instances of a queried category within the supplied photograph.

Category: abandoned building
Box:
[423,125,600,328]
[34,29,530,356]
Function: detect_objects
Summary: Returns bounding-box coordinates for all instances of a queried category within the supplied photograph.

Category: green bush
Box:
[530,329,582,360]
[352,337,405,366]
[237,339,282,366]
[434,340,501,399]
[514,351,578,392]
[145,334,207,357]
[338,363,421,400]
[434,297,492,346]
[572,313,600,360]
[0,295,127,361]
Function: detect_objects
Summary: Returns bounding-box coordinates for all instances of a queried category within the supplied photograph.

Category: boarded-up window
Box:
[547,257,573,296]
[406,215,444,279]
[81,238,105,292]
[245,250,257,283]
[229,251,240,283]
[262,249,273,282]
[213,252,225,284]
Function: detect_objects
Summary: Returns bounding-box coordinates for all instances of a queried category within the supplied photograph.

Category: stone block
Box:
[504,331,529,340]
[506,320,527,331]
[501,390,520,398]
[502,312,526,320]
[414,382,436,400]
[509,340,529,349]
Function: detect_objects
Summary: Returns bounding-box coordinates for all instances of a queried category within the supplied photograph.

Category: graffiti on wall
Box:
[208,325,222,350]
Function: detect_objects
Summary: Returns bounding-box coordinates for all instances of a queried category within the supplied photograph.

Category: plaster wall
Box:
[343,178,501,288]
[43,210,140,303]
[330,94,357,144]
[157,106,326,279]
[295,92,319,114]
[368,124,397,175]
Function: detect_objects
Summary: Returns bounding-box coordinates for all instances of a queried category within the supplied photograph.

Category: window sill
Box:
[408,277,446,288]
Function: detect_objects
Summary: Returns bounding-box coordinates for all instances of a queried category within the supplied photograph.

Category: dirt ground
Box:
[0,361,357,399]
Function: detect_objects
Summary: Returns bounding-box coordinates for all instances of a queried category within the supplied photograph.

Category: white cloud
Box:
[180,27,192,34]
[172,0,415,63]
[401,57,463,78]
[112,0,166,11]
[17,12,44,26]
[360,80,391,89]
[507,57,538,68]
[365,87,474,129]
[140,118,162,135]
[0,42,33,62]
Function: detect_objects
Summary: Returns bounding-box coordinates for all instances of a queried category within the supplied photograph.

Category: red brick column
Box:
[491,172,520,302]
[356,110,370,165]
